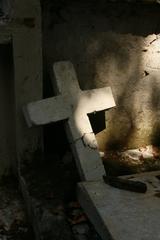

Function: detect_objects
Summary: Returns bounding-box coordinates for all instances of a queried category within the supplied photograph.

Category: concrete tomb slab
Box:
[78,171,160,240]
[24,61,115,181]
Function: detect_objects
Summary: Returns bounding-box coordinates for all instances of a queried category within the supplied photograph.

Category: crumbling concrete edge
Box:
[77,183,113,240]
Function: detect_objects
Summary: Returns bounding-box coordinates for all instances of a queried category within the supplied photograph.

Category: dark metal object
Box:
[103,175,147,193]
[156,175,160,181]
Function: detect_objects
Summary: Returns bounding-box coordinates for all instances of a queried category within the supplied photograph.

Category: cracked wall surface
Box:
[43,1,160,151]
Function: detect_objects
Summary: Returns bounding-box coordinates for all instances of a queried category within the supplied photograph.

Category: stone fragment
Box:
[102,145,160,175]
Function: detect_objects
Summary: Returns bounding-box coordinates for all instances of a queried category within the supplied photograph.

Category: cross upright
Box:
[24,61,116,181]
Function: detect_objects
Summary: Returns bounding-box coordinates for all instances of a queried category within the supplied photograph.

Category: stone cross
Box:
[24,61,116,181]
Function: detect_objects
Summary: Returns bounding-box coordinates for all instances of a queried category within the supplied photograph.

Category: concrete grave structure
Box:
[24,61,160,240]
[0,0,42,176]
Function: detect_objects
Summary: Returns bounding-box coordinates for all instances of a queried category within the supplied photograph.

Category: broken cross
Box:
[23,61,115,181]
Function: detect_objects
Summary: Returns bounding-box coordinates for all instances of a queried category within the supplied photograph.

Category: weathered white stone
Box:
[23,96,71,127]
[24,61,115,181]
[70,135,105,181]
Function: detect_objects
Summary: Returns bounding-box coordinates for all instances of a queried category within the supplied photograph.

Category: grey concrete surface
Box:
[78,171,160,240]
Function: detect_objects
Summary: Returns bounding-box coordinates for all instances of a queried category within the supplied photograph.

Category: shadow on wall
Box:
[0,44,15,176]
[42,0,160,154]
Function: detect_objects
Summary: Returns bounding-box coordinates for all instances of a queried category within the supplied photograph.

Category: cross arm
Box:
[23,96,71,127]
[82,87,116,114]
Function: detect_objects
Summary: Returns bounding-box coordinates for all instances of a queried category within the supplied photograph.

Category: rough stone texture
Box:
[24,61,115,181]
[43,1,160,151]
[78,170,160,240]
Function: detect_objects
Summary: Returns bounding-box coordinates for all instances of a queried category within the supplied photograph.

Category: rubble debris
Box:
[19,151,102,240]
[0,175,34,240]
[102,145,160,176]
[19,153,77,240]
